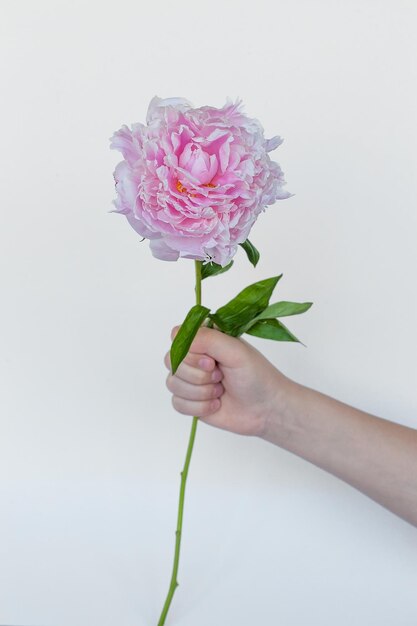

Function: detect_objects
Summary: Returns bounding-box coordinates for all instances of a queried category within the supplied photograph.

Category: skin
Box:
[165,326,417,528]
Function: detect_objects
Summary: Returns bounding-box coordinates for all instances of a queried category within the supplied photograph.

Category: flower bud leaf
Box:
[209,275,282,336]
[239,239,260,267]
[201,260,234,280]
[170,305,211,374]
[245,318,304,344]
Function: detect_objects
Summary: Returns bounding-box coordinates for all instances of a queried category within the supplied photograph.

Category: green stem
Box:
[195,259,202,306]
[157,261,202,626]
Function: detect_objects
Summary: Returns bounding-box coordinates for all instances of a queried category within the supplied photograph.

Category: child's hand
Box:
[164,326,290,437]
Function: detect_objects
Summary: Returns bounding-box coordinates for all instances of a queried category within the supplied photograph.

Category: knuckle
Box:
[213,383,223,398]
[174,361,188,378]
[171,325,180,340]
[203,384,217,400]
[195,369,209,384]
[164,352,171,370]
[198,400,218,417]
[171,396,188,415]
[183,351,197,366]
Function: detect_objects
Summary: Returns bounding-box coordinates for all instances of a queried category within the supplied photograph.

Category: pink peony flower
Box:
[110,96,291,267]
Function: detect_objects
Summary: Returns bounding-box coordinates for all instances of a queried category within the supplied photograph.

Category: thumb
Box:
[186,326,246,368]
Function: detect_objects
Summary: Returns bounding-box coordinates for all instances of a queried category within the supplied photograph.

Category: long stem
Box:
[157,260,202,626]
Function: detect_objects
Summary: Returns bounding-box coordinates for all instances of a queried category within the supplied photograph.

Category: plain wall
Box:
[1,1,416,624]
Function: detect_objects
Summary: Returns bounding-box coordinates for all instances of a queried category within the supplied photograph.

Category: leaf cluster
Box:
[170,240,312,373]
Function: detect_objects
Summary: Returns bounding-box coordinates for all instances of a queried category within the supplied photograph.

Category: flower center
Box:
[176,180,216,197]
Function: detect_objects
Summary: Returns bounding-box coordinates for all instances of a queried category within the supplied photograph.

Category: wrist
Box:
[260,373,304,445]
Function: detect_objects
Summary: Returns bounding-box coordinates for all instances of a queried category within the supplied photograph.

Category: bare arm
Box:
[165,326,417,527]
[265,379,417,526]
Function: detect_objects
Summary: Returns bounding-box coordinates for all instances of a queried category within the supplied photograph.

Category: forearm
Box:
[263,378,417,527]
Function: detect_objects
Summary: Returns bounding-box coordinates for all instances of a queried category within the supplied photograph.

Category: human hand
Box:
[164,326,291,437]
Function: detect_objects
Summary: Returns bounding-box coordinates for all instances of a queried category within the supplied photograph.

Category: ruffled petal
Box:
[146,96,192,124]
[149,238,180,261]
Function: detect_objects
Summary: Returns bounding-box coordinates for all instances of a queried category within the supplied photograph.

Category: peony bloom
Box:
[110,96,291,267]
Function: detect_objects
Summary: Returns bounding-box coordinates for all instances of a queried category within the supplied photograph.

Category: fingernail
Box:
[214,383,223,396]
[211,370,221,382]
[199,358,212,370]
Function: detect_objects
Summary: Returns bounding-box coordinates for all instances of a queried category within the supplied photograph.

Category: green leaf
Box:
[245,318,303,344]
[239,239,260,267]
[201,260,234,280]
[209,275,283,336]
[170,304,210,374]
[238,299,313,335]
[256,301,313,320]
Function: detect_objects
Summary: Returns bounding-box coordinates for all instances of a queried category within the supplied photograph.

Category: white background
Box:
[1,1,416,624]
